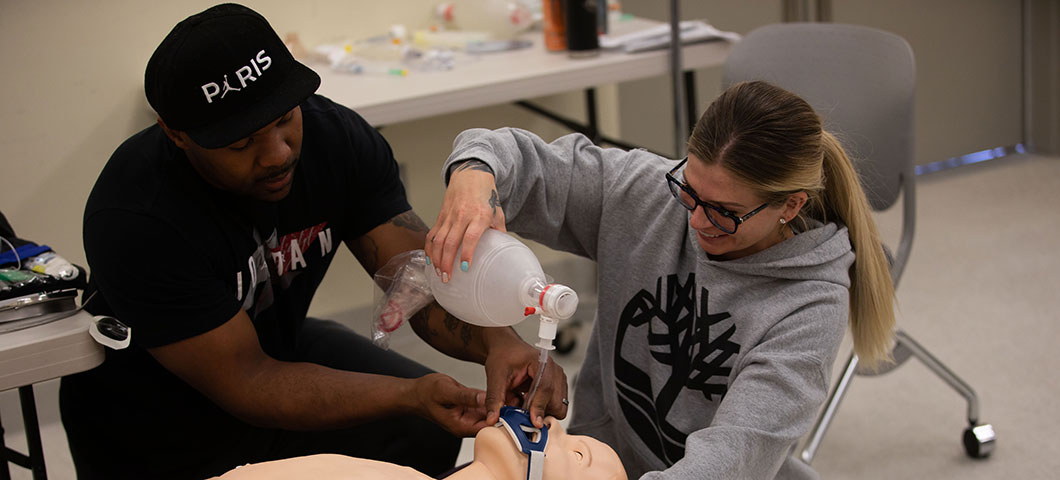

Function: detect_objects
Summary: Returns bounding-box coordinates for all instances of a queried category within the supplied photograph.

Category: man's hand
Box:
[483,330,568,429]
[413,373,489,437]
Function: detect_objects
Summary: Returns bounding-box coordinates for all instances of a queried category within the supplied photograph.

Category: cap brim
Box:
[186,62,321,149]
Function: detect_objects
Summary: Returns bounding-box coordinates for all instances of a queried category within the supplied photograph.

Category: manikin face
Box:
[474,416,627,480]
[162,107,303,202]
[681,153,805,260]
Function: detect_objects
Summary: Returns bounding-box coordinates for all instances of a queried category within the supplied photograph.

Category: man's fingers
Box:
[550,365,570,419]
[484,366,511,426]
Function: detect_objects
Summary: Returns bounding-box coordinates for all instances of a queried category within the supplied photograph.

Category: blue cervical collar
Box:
[497,406,548,480]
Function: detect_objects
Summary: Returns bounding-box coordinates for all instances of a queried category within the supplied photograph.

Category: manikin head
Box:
[466,410,627,480]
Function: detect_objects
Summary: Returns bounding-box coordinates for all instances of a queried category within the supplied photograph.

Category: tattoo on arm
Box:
[411,304,474,351]
[454,159,494,175]
[358,235,381,274]
[488,189,500,217]
[409,308,440,343]
[389,210,429,234]
[447,158,494,183]
[442,310,474,349]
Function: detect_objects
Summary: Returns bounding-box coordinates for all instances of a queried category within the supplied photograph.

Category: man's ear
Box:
[156,117,191,149]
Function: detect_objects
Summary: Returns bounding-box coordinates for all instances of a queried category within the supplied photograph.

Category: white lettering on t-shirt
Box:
[318,228,333,257]
[288,239,307,270]
[248,255,258,290]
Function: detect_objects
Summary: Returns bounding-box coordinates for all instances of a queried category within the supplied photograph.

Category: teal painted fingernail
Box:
[425,256,431,265]
[460,261,469,272]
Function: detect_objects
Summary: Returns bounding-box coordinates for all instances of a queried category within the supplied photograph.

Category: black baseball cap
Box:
[145,3,320,149]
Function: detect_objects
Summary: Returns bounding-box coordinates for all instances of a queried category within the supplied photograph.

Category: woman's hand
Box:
[426,160,506,282]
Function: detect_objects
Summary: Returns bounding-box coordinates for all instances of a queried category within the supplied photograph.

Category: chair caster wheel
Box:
[963,424,996,458]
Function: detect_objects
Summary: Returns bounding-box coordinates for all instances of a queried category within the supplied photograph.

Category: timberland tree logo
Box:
[614,273,740,465]
[201,49,273,104]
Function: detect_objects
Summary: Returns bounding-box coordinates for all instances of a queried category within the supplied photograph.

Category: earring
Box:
[779,218,787,225]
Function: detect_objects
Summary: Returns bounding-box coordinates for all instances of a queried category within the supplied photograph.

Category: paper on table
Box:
[599,20,740,53]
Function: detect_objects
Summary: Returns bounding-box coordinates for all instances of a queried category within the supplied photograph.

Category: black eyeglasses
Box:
[665,158,770,234]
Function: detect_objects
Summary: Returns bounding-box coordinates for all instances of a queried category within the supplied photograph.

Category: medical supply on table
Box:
[466,39,533,54]
[434,0,535,40]
[24,251,78,280]
[498,406,548,480]
[413,29,492,49]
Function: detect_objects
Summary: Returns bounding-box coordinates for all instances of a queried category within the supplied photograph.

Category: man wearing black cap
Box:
[60,4,568,479]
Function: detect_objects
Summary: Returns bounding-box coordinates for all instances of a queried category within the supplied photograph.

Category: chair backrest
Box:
[722,22,917,283]
[722,22,915,212]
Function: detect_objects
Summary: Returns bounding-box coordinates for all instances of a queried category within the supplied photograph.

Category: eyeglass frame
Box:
[665,157,771,234]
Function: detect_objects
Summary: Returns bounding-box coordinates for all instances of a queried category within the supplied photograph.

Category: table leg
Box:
[584,87,599,143]
[684,70,698,135]
[0,410,10,480]
[17,387,46,480]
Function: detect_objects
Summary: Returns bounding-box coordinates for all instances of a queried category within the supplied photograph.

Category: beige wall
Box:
[1027,0,1060,154]
[1,1,1051,319]
[618,0,1031,163]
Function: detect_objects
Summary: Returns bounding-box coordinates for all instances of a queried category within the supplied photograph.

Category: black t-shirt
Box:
[60,95,410,477]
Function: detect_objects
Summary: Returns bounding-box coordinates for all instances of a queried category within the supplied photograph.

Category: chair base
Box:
[799,329,996,464]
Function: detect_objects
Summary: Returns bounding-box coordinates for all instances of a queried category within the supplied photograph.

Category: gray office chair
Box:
[722,23,996,463]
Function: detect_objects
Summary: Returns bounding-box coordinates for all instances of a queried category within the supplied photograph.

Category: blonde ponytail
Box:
[820,132,895,368]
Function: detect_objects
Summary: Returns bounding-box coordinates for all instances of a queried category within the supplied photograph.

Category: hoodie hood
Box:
[697,220,854,287]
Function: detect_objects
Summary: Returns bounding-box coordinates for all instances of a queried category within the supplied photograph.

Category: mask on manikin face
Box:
[497,406,549,480]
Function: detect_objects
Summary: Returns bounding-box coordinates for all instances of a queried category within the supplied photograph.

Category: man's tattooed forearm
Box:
[359,235,381,274]
[410,308,440,342]
[442,311,475,349]
[459,322,473,348]
[390,210,429,233]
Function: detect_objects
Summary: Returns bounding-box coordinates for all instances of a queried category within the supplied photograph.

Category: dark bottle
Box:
[565,0,599,57]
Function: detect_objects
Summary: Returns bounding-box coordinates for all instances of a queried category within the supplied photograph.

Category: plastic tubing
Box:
[523,346,550,412]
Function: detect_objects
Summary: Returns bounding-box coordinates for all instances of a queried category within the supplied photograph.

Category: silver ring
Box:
[561,398,569,406]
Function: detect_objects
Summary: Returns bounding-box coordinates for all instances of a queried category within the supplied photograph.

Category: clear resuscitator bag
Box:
[371,249,435,349]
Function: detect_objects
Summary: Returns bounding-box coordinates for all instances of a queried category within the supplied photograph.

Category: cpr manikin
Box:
[211,408,627,480]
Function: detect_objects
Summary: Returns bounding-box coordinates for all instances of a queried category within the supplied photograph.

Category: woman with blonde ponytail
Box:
[430,80,896,479]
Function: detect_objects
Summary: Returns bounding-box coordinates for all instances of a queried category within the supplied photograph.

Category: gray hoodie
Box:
[444,128,851,480]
